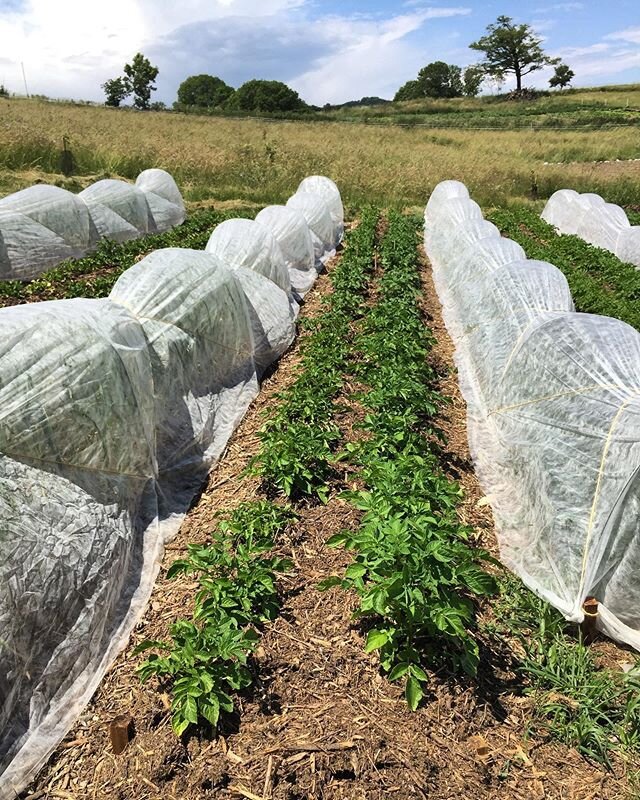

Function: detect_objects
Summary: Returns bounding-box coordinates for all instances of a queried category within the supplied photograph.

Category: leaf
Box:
[409,663,429,683]
[184,695,199,724]
[345,563,367,579]
[463,567,498,596]
[326,532,350,548]
[132,639,166,655]
[388,662,410,681]
[200,696,220,727]
[172,714,191,737]
[432,605,467,638]
[405,676,424,711]
[365,629,389,653]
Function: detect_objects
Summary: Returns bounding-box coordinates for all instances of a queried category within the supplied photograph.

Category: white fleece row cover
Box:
[0,169,186,281]
[542,189,640,268]
[0,176,342,799]
[424,180,640,653]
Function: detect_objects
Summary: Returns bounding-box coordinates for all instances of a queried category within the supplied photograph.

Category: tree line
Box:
[395,16,574,101]
[103,56,306,113]
[101,16,575,112]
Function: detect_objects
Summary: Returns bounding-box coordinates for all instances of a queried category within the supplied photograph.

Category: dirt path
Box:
[24,229,630,800]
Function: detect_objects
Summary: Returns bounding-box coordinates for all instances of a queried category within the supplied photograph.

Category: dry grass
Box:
[1,97,639,208]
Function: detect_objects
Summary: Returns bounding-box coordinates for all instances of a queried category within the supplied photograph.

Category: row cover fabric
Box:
[0,169,186,281]
[297,175,344,243]
[424,180,640,652]
[0,175,343,799]
[541,189,640,268]
[257,177,343,298]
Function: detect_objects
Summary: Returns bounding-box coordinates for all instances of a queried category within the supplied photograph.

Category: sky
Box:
[0,0,638,105]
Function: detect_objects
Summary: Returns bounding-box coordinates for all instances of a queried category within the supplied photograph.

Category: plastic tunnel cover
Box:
[425,179,469,218]
[109,247,259,501]
[296,175,344,234]
[135,169,186,233]
[493,313,640,637]
[0,298,158,797]
[286,192,337,264]
[79,179,155,242]
[542,189,640,268]
[0,186,97,280]
[424,179,640,653]
[255,206,316,296]
[0,171,186,282]
[205,218,292,294]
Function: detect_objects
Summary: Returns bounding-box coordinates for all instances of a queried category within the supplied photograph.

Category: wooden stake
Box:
[109,715,133,755]
[580,596,599,645]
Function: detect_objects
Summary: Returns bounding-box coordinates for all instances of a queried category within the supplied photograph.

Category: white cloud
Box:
[605,27,640,45]
[292,7,472,104]
[0,0,472,104]
[533,3,583,11]
[0,0,308,99]
[0,0,636,106]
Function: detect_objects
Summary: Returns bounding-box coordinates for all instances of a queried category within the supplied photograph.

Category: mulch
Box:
[22,231,633,800]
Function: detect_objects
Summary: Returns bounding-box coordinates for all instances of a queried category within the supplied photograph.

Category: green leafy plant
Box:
[137,617,258,734]
[248,208,379,501]
[135,501,295,735]
[488,577,640,766]
[324,211,497,709]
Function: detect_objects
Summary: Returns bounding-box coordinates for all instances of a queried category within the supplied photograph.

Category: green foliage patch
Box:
[136,501,296,735]
[488,578,640,767]
[248,208,379,501]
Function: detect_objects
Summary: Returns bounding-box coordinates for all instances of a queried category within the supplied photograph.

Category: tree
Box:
[102,77,130,107]
[394,79,422,102]
[463,65,484,97]
[123,53,159,110]
[549,63,574,90]
[176,74,234,108]
[470,16,560,92]
[226,80,306,113]
[417,61,463,99]
[394,63,463,101]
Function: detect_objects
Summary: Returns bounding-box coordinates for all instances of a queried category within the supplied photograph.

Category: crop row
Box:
[488,205,640,330]
[249,207,379,501]
[0,206,255,305]
[135,210,380,734]
[324,211,496,707]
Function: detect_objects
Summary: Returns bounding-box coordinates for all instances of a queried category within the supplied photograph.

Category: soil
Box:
[22,230,634,800]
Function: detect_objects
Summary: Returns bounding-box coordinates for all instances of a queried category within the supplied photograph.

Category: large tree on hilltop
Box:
[470,16,560,92]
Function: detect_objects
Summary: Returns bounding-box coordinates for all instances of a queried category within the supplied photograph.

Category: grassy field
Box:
[323,84,640,129]
[1,94,639,210]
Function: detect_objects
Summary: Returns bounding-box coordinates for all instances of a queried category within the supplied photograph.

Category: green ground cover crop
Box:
[249,208,379,501]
